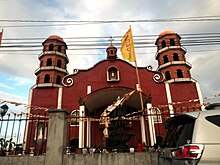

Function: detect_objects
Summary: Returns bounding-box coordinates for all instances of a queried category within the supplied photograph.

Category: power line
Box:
[1,32,220,53]
[1,15,220,28]
[2,32,220,41]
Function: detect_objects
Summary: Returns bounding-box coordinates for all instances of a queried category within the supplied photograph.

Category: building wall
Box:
[29,32,202,149]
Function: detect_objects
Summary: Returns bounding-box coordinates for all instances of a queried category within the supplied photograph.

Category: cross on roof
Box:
[108,37,114,45]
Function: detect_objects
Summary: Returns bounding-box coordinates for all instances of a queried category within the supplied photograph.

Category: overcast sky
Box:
[0,0,220,113]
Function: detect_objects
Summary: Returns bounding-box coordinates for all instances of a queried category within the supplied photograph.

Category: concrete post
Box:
[45,109,68,165]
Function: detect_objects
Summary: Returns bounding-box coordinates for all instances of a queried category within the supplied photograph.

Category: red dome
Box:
[47,35,64,42]
[107,45,117,49]
[159,30,176,37]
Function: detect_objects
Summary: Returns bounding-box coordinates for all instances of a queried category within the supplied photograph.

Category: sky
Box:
[0,0,220,113]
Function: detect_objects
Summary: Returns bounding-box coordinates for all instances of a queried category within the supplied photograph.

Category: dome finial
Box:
[108,36,114,46]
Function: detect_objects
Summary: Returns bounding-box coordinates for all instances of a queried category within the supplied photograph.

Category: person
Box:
[129,145,135,153]
[137,139,142,152]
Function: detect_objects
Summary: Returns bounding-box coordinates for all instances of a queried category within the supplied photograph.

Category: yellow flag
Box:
[120,27,136,62]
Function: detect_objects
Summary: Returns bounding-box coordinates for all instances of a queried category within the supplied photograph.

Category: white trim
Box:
[107,66,120,82]
[165,83,174,117]
[57,87,63,109]
[158,61,192,70]
[78,105,85,148]
[195,81,205,110]
[136,83,140,90]
[165,78,192,83]
[86,118,91,148]
[87,85,92,95]
[70,110,80,126]
[147,103,156,146]
[35,66,68,74]
[155,45,186,58]
[38,51,69,62]
[32,83,63,88]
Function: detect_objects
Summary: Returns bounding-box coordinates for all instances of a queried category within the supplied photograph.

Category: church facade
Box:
[26,30,203,151]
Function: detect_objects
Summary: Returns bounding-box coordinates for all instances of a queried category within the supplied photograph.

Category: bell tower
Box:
[106,37,117,61]
[155,30,192,82]
[35,35,69,87]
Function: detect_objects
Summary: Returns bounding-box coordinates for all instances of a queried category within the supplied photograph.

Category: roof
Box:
[159,30,176,37]
[47,35,64,42]
[106,45,117,50]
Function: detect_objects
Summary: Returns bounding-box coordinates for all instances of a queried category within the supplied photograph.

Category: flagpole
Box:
[129,26,147,145]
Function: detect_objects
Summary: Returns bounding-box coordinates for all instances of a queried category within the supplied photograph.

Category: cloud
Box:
[0,90,27,104]
[7,76,34,86]
[0,0,220,104]
[0,82,15,90]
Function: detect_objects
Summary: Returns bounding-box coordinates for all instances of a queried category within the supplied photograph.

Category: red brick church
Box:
[26,30,203,151]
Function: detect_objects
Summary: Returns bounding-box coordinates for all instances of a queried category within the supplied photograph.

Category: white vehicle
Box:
[158,103,220,165]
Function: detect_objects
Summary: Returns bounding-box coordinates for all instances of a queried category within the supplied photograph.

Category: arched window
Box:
[177,69,183,78]
[46,58,52,66]
[44,74,50,83]
[56,75,61,84]
[165,71,171,80]
[57,60,62,68]
[58,45,62,52]
[70,110,80,126]
[173,53,179,61]
[170,38,175,46]
[35,122,47,143]
[49,44,54,51]
[162,40,166,48]
[107,67,119,81]
[163,55,169,63]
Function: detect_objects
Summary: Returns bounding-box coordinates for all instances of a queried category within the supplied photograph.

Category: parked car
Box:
[158,103,220,165]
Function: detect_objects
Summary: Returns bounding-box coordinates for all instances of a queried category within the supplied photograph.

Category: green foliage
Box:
[0,138,15,155]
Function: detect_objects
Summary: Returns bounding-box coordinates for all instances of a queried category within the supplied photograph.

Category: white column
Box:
[86,85,91,147]
[165,83,174,117]
[140,116,147,144]
[195,81,205,110]
[86,118,91,148]
[136,83,147,144]
[79,105,85,148]
[146,103,156,146]
[23,88,33,152]
[57,87,63,109]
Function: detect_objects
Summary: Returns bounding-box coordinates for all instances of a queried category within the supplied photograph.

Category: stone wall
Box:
[0,152,158,165]
[63,152,158,165]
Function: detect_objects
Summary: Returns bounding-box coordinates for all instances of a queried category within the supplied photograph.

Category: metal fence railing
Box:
[0,106,200,156]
